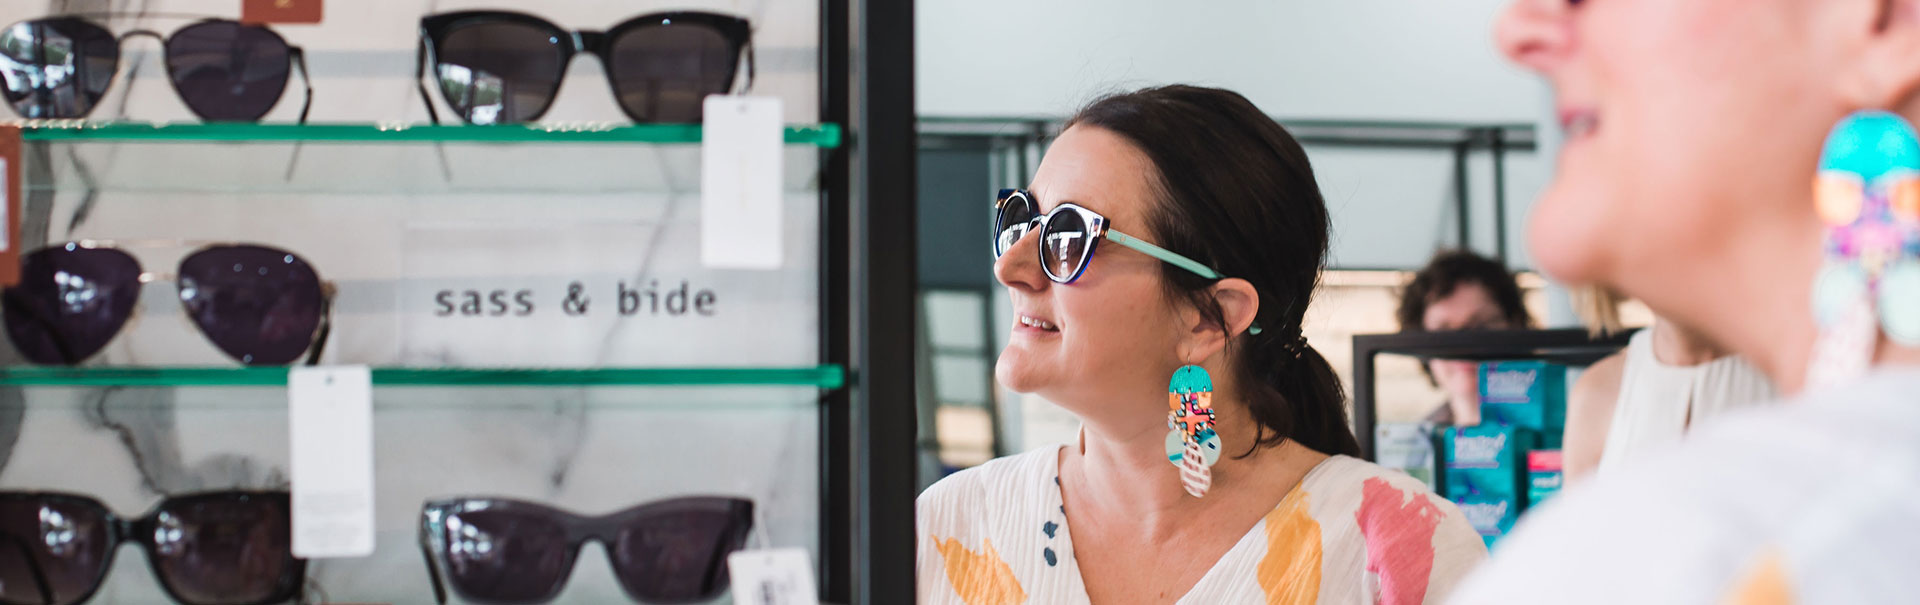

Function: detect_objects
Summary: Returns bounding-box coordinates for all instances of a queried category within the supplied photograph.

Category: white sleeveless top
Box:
[916,446,1487,604]
[1596,327,1776,476]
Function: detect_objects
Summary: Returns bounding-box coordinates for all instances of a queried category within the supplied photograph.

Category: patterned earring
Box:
[1809,111,1920,388]
[1165,365,1221,498]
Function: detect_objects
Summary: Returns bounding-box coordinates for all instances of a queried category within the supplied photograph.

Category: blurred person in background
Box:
[1561,286,1775,481]
[1396,250,1535,427]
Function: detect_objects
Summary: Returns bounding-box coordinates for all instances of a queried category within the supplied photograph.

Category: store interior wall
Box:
[4,0,825,601]
[913,1,1592,475]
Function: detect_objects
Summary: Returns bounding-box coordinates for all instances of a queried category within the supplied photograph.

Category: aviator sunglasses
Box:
[992,188,1228,284]
[0,15,311,122]
[0,242,334,366]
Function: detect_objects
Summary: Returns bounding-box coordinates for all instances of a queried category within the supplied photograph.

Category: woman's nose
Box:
[993,223,1048,293]
[1495,0,1576,76]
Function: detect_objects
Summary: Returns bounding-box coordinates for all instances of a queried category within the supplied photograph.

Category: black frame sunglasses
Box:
[0,14,311,122]
[416,10,754,125]
[0,242,335,367]
[419,496,754,604]
[0,491,304,605]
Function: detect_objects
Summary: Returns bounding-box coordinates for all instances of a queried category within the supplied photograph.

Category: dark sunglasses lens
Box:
[1041,209,1091,281]
[607,22,738,122]
[993,194,1034,258]
[0,495,112,605]
[164,21,291,122]
[2,246,142,365]
[149,494,298,605]
[0,18,119,119]
[439,507,573,602]
[432,20,566,124]
[177,245,323,366]
[609,501,749,602]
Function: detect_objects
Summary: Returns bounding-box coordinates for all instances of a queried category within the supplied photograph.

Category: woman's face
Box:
[1422,282,1515,404]
[994,125,1190,421]
[1496,0,1843,291]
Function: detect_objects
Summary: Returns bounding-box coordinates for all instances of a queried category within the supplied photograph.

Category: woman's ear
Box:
[1178,278,1261,364]
[1844,0,1920,109]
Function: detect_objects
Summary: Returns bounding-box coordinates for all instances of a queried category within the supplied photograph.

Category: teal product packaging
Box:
[1455,494,1519,548]
[1441,424,1535,501]
[1479,360,1568,432]
[1375,423,1436,487]
[1528,450,1564,509]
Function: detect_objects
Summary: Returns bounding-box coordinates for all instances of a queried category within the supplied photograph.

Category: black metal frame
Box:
[1349,328,1636,461]
[821,0,916,602]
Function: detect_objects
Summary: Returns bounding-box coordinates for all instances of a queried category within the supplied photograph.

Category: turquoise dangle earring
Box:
[1166,365,1221,498]
[1809,111,1920,388]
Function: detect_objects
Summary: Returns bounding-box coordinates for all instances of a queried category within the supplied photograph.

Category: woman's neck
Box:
[1650,318,1729,366]
[1063,393,1319,541]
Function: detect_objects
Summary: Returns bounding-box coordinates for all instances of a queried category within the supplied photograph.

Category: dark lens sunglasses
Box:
[0,242,334,367]
[0,15,311,122]
[0,491,304,605]
[993,188,1227,284]
[419,496,754,604]
[416,11,753,125]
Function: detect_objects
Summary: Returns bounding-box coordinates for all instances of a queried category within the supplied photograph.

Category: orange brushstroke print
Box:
[935,536,1028,605]
[1256,489,1323,605]
[1354,477,1444,605]
[1721,551,1794,605]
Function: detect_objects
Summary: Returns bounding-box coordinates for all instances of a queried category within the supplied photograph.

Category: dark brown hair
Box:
[1067,85,1359,458]
[1395,249,1533,334]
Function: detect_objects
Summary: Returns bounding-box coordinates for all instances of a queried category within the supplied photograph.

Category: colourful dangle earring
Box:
[1165,365,1221,498]
[1809,111,1920,388]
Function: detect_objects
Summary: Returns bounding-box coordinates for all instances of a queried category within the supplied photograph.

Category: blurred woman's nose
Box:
[994,225,1048,293]
[1496,0,1575,74]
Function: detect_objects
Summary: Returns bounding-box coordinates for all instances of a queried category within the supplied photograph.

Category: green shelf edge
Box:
[0,365,846,389]
[15,122,843,147]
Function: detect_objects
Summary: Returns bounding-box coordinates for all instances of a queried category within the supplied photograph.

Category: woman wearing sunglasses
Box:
[917,86,1487,604]
[1447,1,1920,603]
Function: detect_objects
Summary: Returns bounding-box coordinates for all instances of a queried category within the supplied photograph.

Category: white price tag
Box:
[701,95,784,270]
[288,366,375,558]
[728,548,819,605]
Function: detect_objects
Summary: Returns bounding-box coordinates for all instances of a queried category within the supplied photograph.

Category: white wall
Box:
[917,0,1560,271]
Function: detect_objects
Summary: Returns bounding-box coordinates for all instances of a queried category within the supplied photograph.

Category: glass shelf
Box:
[0,365,845,388]
[15,121,842,147]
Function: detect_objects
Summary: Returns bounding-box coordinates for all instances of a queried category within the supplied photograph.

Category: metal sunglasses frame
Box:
[2,240,335,366]
[0,13,312,123]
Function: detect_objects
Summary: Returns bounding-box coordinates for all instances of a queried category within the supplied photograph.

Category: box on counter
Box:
[1528,450,1564,508]
[1441,424,1536,501]
[1455,494,1519,549]
[1479,360,1568,432]
[1375,423,1436,487]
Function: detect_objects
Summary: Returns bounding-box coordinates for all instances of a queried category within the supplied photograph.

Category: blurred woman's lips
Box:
[1559,108,1600,140]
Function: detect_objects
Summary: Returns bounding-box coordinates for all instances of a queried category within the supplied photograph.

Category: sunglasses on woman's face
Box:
[993,188,1227,284]
[0,15,311,122]
[416,11,753,125]
[0,242,333,366]
[0,491,304,605]
[419,496,754,604]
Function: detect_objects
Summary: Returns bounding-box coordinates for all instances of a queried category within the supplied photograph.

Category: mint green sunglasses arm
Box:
[1104,229,1223,280]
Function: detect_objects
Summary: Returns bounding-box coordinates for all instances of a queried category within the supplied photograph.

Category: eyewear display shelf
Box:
[3,4,918,605]
[1351,328,1636,461]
